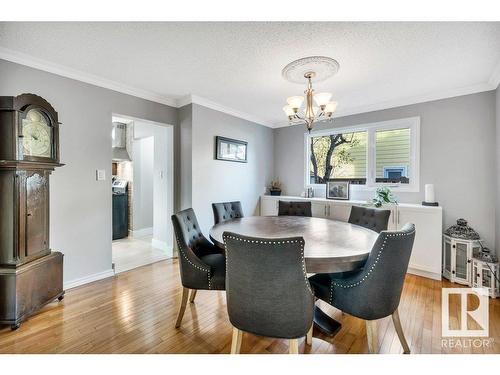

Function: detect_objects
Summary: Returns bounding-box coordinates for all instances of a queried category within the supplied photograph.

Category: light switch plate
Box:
[96,169,106,181]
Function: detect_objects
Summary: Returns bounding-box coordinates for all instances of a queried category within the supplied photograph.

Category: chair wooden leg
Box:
[365,320,378,354]
[392,309,411,354]
[189,289,197,303]
[175,287,189,328]
[230,327,243,354]
[289,339,299,354]
[306,325,313,345]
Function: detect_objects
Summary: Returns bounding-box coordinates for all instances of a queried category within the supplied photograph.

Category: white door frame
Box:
[111,113,175,270]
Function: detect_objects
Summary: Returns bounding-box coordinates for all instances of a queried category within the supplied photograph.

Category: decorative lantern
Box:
[442,219,481,285]
[472,244,499,298]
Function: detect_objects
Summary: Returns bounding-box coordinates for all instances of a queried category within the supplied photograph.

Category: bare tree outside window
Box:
[310,131,367,184]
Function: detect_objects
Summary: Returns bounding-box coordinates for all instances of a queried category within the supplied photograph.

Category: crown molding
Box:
[0,47,179,107]
[489,59,500,89]
[176,94,194,108]
[183,94,275,128]
[273,81,496,128]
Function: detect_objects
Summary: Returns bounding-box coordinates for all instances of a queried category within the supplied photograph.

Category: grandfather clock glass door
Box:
[23,171,49,260]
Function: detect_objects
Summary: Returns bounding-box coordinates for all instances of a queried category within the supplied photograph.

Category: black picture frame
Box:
[326,180,350,200]
[215,136,248,163]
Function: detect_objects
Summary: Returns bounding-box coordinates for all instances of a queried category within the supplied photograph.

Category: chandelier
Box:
[282,56,340,132]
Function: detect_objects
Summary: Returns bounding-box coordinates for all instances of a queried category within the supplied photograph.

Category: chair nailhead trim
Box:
[175,237,212,289]
[328,229,415,303]
[300,242,314,295]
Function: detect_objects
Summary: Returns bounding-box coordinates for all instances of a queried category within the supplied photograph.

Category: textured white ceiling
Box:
[1,22,499,127]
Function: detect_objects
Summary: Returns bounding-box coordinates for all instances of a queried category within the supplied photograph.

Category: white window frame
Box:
[304,116,420,192]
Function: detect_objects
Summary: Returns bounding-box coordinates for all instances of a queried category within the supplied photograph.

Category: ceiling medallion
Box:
[282,56,340,132]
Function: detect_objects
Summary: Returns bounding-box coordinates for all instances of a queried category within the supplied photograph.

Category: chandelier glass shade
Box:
[282,56,340,132]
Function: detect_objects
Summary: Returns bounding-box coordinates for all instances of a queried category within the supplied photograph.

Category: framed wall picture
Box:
[215,136,248,163]
[326,180,350,200]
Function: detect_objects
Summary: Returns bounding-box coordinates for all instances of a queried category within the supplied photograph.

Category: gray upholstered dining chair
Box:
[223,232,315,354]
[308,223,416,354]
[171,208,226,328]
[212,201,244,225]
[348,205,391,233]
[278,200,312,217]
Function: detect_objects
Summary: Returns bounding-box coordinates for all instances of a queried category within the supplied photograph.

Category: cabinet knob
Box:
[452,245,456,248]
[467,259,471,263]
[27,213,32,217]
[452,271,455,274]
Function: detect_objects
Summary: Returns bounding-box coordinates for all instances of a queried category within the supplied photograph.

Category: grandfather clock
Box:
[0,93,64,330]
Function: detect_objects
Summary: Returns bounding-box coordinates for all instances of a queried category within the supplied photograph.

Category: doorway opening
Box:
[111,114,174,274]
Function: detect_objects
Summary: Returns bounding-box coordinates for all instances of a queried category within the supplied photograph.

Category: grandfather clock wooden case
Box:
[0,94,64,330]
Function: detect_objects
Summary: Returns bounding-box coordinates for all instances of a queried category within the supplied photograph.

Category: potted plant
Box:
[268,179,282,196]
[372,187,398,208]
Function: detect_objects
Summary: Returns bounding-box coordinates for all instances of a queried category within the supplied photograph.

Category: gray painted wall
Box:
[178,105,193,210]
[274,92,497,247]
[0,59,178,285]
[496,84,500,254]
[191,104,274,235]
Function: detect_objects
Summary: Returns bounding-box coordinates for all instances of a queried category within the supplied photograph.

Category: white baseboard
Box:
[63,269,115,290]
[130,227,153,238]
[151,238,173,256]
[407,267,441,281]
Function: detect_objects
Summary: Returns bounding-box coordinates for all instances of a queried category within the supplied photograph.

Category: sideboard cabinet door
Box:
[328,202,351,222]
[397,205,442,279]
[260,196,278,216]
[311,202,329,218]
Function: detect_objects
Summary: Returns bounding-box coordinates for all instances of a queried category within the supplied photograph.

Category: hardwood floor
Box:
[0,258,499,354]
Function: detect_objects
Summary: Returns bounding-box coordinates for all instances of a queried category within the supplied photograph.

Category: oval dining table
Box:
[209,215,379,336]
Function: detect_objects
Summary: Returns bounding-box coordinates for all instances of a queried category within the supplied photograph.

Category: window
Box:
[376,128,411,183]
[309,131,367,184]
[305,117,420,191]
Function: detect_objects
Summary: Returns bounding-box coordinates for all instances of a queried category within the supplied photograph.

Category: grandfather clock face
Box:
[22,109,53,159]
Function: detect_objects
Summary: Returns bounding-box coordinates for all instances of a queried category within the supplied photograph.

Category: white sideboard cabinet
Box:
[260,195,443,280]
